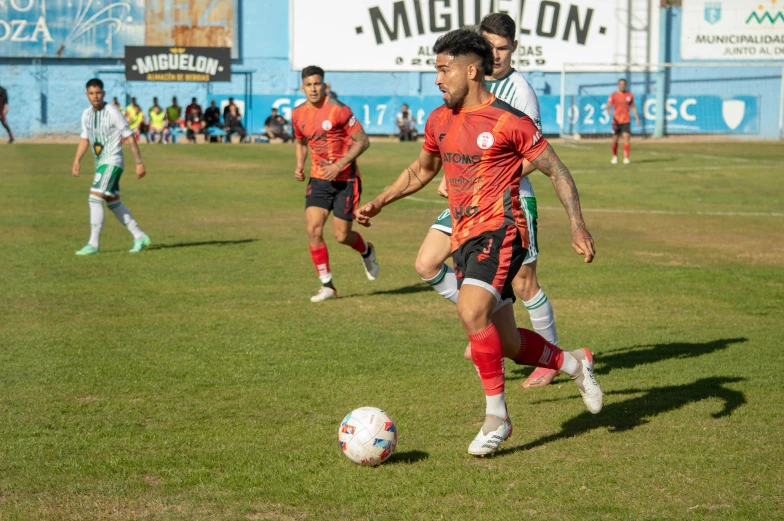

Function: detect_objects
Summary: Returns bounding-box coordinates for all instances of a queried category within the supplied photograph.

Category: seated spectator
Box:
[126,98,149,143]
[112,97,124,116]
[325,82,338,100]
[148,105,168,144]
[264,108,291,142]
[396,103,417,141]
[185,106,203,143]
[224,104,247,143]
[166,97,183,127]
[223,97,240,122]
[185,97,202,123]
[203,100,223,143]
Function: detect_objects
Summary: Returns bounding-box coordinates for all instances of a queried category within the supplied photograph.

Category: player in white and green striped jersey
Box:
[72,79,151,255]
[415,14,577,389]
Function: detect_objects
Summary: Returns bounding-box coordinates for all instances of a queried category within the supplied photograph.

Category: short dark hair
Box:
[301,65,325,80]
[619,78,627,84]
[432,29,493,75]
[480,13,516,42]
[85,78,103,90]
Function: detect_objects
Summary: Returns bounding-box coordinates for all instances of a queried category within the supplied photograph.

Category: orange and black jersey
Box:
[423,95,548,252]
[292,96,364,182]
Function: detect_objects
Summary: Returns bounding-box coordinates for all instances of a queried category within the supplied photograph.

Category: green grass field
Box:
[1,141,782,520]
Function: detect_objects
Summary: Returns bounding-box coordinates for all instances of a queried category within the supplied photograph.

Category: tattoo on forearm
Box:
[128,140,143,164]
[394,166,425,199]
[534,148,585,229]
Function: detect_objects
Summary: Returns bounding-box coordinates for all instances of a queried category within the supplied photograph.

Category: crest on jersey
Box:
[722,100,745,130]
[704,2,721,24]
[322,120,333,131]
[476,132,494,150]
[93,141,103,156]
[348,116,357,127]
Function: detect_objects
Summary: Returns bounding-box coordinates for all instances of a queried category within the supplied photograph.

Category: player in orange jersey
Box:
[607,78,640,164]
[356,29,603,456]
[291,66,378,302]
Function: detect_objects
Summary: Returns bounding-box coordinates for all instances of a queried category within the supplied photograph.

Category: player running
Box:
[291,66,378,302]
[607,78,640,164]
[356,29,602,456]
[414,13,562,389]
[72,79,151,255]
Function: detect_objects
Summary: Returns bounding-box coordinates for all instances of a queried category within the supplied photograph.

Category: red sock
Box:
[469,324,505,396]
[612,144,618,156]
[349,232,368,254]
[309,243,331,281]
[623,143,630,158]
[513,329,565,370]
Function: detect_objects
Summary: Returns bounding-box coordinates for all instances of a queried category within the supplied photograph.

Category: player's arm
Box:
[355,148,442,227]
[126,137,146,179]
[530,144,595,263]
[332,127,370,171]
[294,138,308,182]
[72,138,89,177]
[631,99,641,126]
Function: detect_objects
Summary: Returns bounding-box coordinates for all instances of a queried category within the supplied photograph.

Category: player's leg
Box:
[305,202,336,302]
[0,112,13,143]
[77,165,118,255]
[622,129,631,164]
[332,178,378,280]
[611,123,620,164]
[102,168,150,253]
[415,215,457,303]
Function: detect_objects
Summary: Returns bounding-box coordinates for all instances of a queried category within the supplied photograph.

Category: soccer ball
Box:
[338,406,397,466]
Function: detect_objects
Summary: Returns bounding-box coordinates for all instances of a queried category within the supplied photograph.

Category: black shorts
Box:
[452,225,526,302]
[612,120,631,135]
[305,177,362,221]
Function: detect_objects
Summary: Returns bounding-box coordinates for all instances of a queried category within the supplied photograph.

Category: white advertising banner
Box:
[290,0,624,72]
[681,0,784,61]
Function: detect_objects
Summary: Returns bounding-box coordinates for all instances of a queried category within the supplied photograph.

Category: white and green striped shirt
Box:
[487,69,541,198]
[80,104,133,169]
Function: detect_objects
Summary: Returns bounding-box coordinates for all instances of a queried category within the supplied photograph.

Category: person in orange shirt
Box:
[607,78,640,164]
[291,65,377,302]
[356,29,603,456]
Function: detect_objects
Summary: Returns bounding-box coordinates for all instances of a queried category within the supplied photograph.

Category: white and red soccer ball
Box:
[338,406,397,466]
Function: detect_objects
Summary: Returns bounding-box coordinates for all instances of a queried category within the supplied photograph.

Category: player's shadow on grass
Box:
[343,284,432,298]
[508,337,746,380]
[385,450,429,465]
[493,376,746,457]
[151,239,258,250]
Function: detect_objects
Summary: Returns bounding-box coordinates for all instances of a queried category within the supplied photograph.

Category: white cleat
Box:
[310,287,337,303]
[623,157,630,165]
[570,348,603,414]
[468,416,512,456]
[362,242,380,281]
[611,156,619,165]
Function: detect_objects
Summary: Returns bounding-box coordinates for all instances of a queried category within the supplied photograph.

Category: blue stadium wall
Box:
[0,2,781,139]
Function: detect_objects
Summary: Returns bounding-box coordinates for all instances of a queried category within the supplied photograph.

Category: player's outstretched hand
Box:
[136,164,146,179]
[294,166,305,182]
[437,176,448,198]
[71,162,80,177]
[355,200,382,227]
[571,227,595,263]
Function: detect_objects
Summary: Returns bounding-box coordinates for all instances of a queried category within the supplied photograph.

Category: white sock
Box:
[108,201,145,240]
[422,264,459,304]
[88,196,104,248]
[559,352,580,377]
[485,392,507,419]
[524,289,559,346]
[319,273,333,285]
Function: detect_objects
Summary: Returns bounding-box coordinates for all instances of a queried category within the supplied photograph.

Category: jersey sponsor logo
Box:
[476,132,494,150]
[443,152,481,164]
[452,205,479,221]
[348,116,357,127]
[322,120,333,131]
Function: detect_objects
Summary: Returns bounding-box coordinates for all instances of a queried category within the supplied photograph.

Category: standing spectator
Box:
[396,103,417,141]
[325,82,338,100]
[204,100,223,143]
[224,104,247,143]
[222,97,241,122]
[185,97,202,123]
[0,84,15,143]
[264,107,291,142]
[185,105,203,143]
[148,105,168,143]
[112,97,124,116]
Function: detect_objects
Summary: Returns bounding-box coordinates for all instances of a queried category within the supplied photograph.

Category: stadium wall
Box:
[0,2,781,139]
